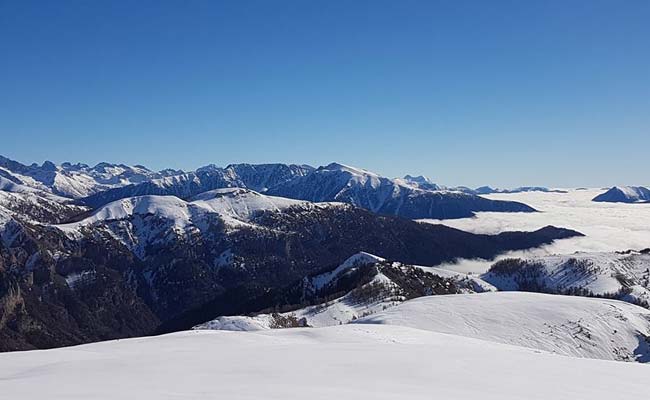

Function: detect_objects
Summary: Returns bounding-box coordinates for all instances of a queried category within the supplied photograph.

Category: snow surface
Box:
[2,322,650,399]
[191,187,309,222]
[422,188,650,273]
[359,292,650,362]
[70,195,194,228]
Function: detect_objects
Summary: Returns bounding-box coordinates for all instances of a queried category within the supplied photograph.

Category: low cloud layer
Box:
[420,189,650,274]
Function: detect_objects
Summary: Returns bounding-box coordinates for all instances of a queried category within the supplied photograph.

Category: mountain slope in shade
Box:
[266,163,536,219]
[593,186,650,203]
[195,252,495,331]
[1,324,649,400]
[357,292,650,362]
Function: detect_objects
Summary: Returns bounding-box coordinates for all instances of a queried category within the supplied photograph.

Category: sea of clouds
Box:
[421,188,650,274]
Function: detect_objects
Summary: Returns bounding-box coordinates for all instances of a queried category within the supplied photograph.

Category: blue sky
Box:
[1,0,648,187]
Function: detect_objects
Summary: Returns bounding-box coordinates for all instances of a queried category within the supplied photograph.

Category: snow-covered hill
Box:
[191,188,313,222]
[359,292,650,362]
[58,188,337,257]
[481,251,650,307]
[1,323,649,400]
[593,186,650,203]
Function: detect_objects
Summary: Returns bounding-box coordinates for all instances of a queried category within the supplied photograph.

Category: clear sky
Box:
[1,0,648,188]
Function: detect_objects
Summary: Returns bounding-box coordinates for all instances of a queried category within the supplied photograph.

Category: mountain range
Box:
[0,154,584,351]
[0,156,535,219]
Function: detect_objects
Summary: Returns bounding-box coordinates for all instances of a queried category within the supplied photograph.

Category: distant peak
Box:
[322,162,377,176]
[196,164,222,173]
[41,160,57,171]
[404,175,432,184]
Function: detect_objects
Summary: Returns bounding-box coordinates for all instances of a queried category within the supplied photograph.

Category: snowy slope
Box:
[358,292,650,362]
[71,195,194,227]
[1,324,650,400]
[481,251,650,307]
[191,187,310,222]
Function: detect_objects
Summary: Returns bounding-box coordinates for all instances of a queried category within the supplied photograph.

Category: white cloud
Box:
[420,188,650,274]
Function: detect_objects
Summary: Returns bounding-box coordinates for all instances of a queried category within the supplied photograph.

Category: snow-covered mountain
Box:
[266,163,535,219]
[481,250,650,308]
[593,186,650,203]
[3,323,649,400]
[0,155,182,198]
[358,292,650,362]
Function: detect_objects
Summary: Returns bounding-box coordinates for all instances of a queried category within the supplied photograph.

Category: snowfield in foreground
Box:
[197,291,650,362]
[2,324,650,400]
[358,292,650,362]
